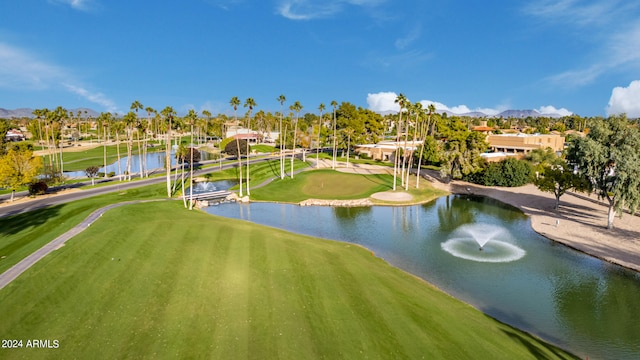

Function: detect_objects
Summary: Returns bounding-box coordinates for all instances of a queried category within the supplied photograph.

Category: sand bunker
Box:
[371,191,413,202]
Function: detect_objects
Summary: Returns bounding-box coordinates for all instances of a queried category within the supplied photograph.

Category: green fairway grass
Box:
[0,201,577,359]
[249,169,393,202]
[251,144,276,153]
[0,184,167,274]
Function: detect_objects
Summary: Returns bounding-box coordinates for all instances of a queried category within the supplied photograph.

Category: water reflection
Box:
[64,150,216,178]
[206,195,640,359]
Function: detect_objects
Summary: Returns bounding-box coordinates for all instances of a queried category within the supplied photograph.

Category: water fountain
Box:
[190,181,218,194]
[441,223,526,263]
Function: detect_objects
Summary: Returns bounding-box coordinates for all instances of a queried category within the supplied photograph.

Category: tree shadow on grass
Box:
[0,204,62,236]
[499,328,581,360]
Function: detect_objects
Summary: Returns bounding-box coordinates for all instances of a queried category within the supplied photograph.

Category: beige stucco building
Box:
[354,141,422,161]
[486,133,565,154]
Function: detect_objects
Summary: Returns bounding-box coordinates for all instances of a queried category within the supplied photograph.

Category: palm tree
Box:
[331,100,338,169]
[244,97,257,196]
[32,109,46,164]
[400,100,413,188]
[53,106,68,175]
[128,101,144,178]
[112,118,124,181]
[405,102,422,190]
[202,110,212,136]
[175,144,189,208]
[393,93,407,191]
[289,101,303,178]
[343,127,355,168]
[122,111,137,181]
[316,103,325,168]
[161,106,176,197]
[98,112,112,177]
[416,104,435,189]
[428,103,437,137]
[144,106,156,177]
[277,94,286,179]
[230,96,243,197]
[185,109,198,209]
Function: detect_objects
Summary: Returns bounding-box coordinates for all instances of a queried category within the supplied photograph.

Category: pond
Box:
[206,195,640,360]
[63,149,218,178]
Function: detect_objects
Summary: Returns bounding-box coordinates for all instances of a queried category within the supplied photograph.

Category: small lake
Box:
[63,149,217,178]
[206,195,640,360]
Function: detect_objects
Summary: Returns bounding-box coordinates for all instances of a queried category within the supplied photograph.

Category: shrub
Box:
[224,139,249,157]
[28,181,48,196]
[468,158,532,187]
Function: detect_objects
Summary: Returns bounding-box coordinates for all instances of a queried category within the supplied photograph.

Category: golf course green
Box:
[0,196,577,359]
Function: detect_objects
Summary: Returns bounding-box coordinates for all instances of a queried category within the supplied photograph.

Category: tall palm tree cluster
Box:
[30,93,430,207]
[392,93,438,191]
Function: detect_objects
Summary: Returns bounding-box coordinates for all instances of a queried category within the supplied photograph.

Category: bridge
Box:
[183,190,232,201]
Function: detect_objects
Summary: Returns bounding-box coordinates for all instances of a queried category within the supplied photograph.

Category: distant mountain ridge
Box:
[378,108,566,118]
[444,109,565,118]
[0,108,100,118]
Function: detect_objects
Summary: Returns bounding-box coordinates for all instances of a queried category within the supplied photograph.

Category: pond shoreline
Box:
[423,172,640,273]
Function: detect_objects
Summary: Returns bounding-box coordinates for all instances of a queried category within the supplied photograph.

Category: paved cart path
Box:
[0,201,151,290]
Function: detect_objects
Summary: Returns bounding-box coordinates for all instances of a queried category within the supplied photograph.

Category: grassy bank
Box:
[0,184,167,274]
[0,201,577,359]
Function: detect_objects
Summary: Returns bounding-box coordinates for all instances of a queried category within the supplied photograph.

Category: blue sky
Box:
[1,0,640,117]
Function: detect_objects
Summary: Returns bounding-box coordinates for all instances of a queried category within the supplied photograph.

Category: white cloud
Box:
[538,105,572,117]
[277,0,386,20]
[366,92,571,117]
[48,0,96,11]
[366,92,399,112]
[606,80,640,118]
[0,42,116,111]
[417,100,506,116]
[395,24,421,50]
[527,1,640,87]
[366,92,502,115]
[524,0,623,26]
[64,84,117,112]
[0,42,66,89]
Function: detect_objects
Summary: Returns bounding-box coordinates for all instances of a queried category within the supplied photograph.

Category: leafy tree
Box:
[0,119,10,155]
[224,139,249,157]
[0,146,43,201]
[534,160,589,210]
[498,158,532,187]
[440,130,488,181]
[525,147,558,173]
[415,135,440,165]
[85,166,100,186]
[470,158,531,187]
[567,114,640,229]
